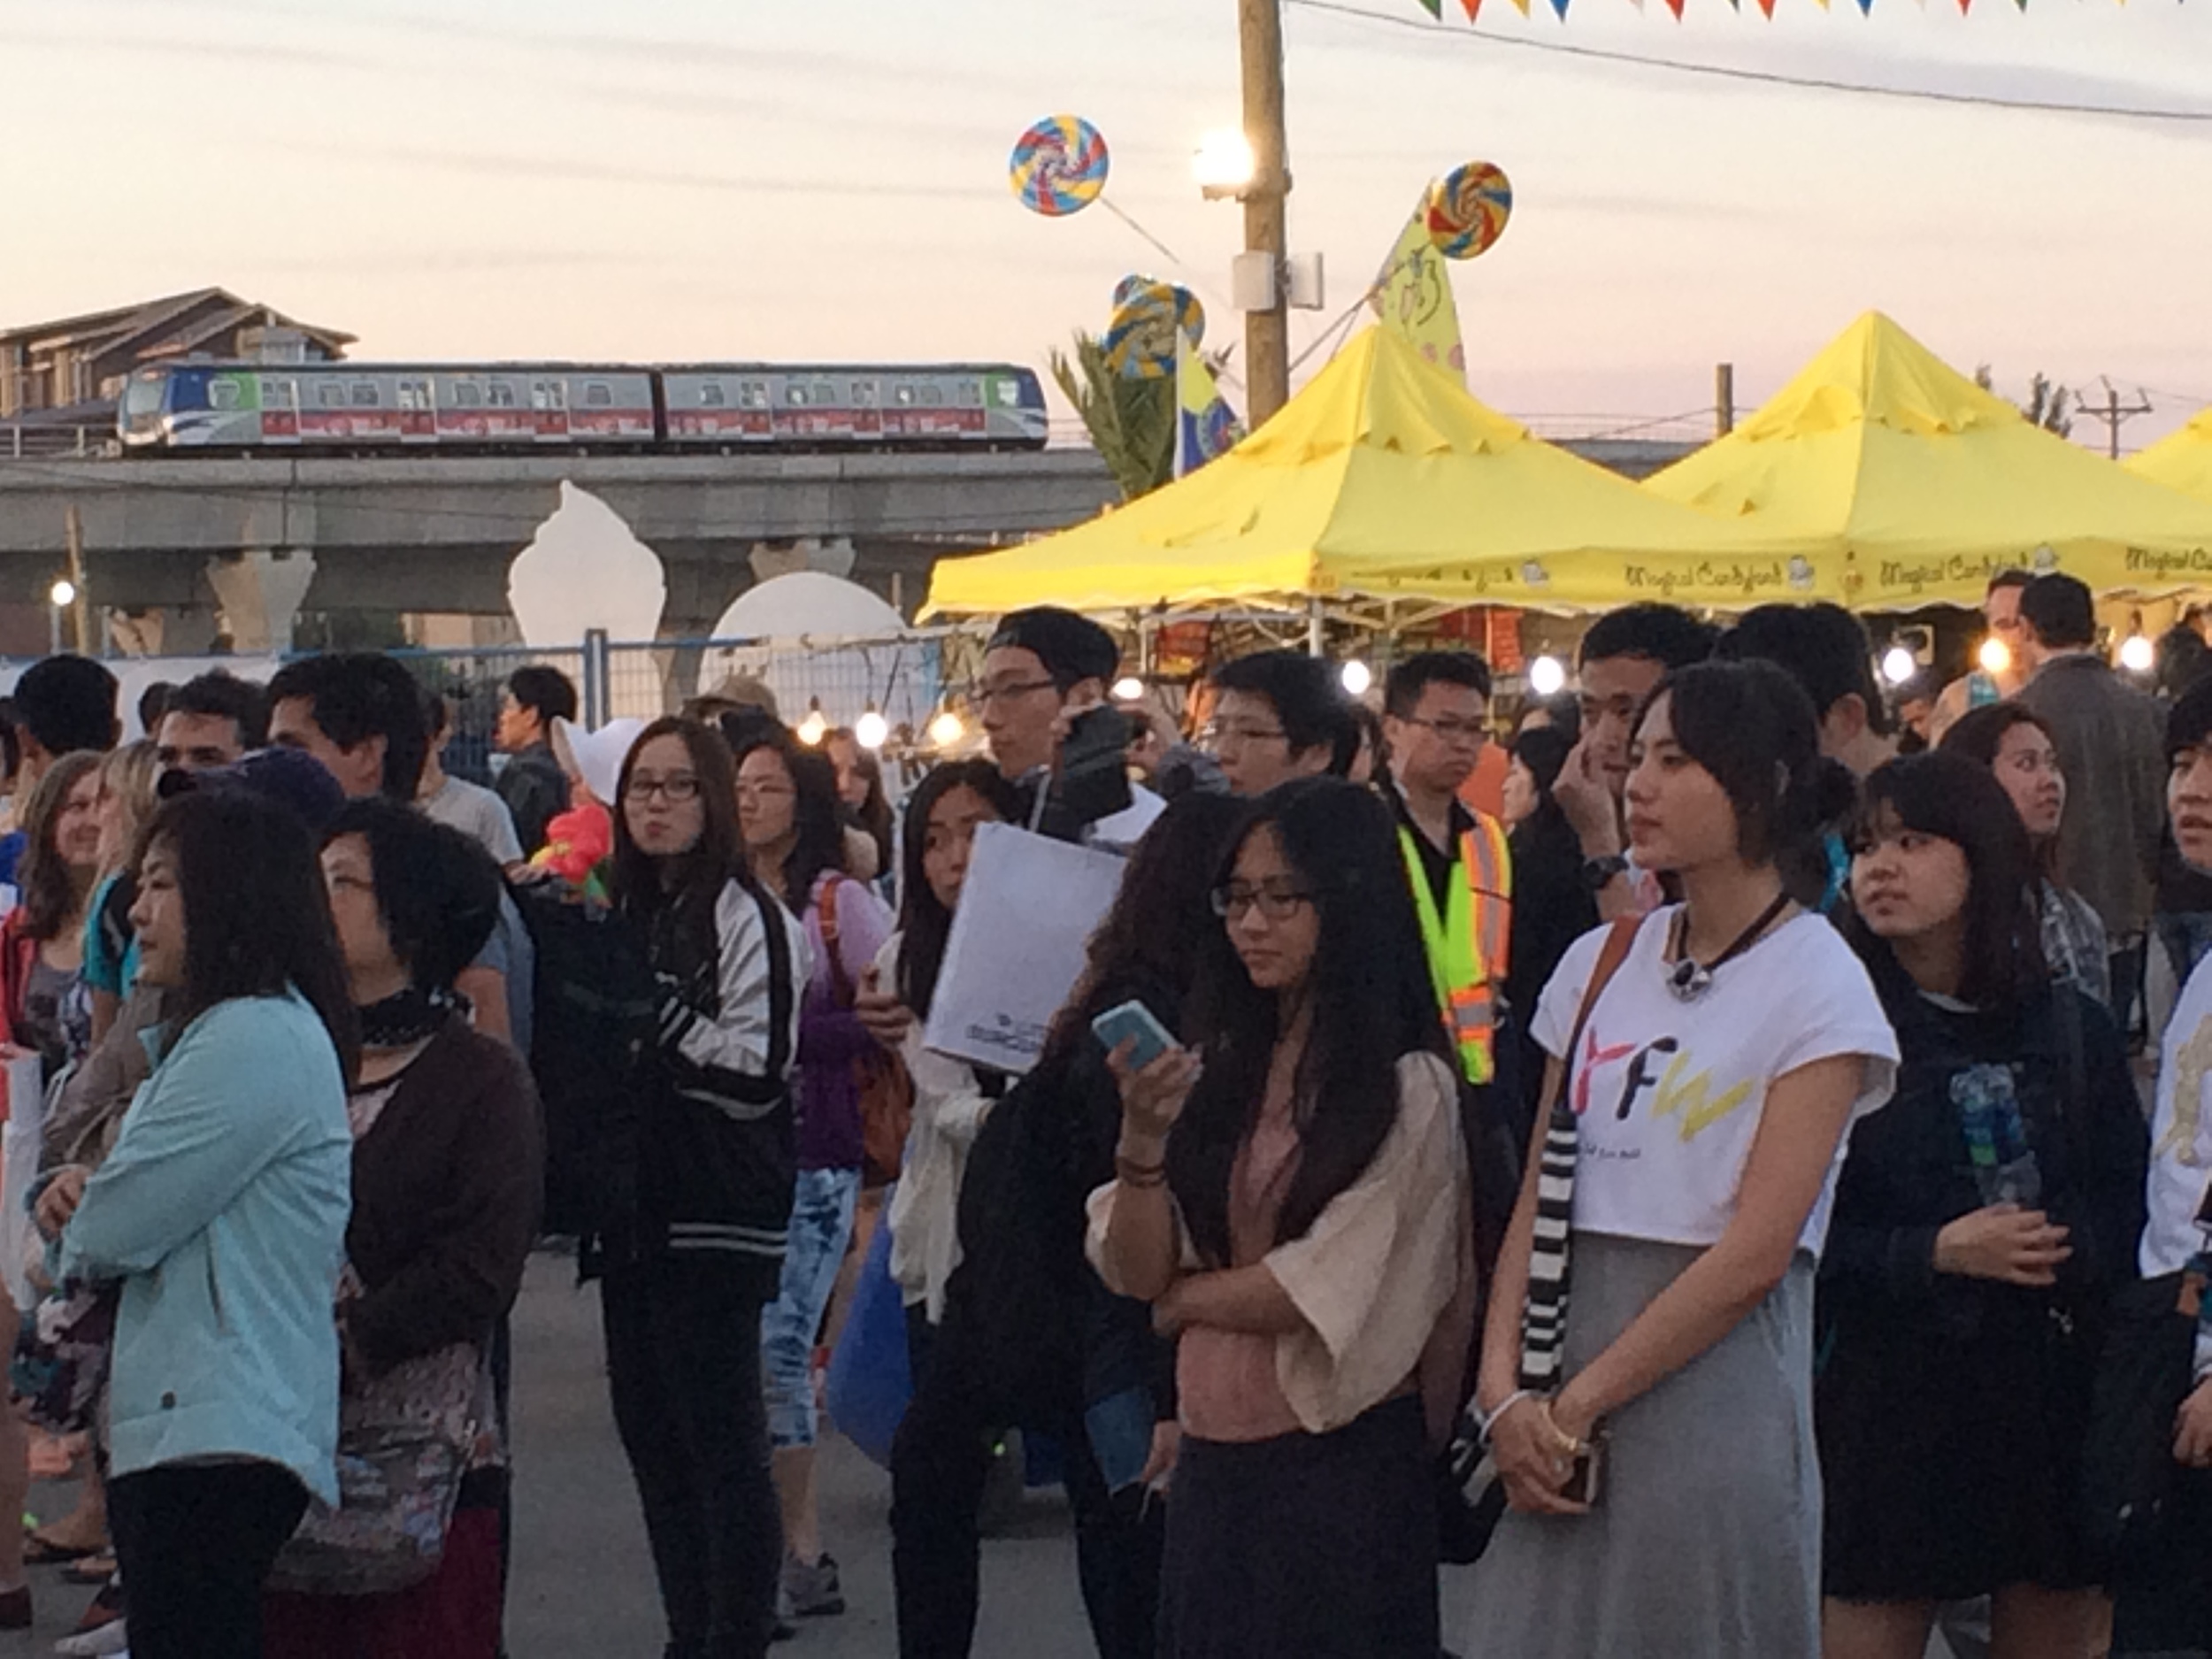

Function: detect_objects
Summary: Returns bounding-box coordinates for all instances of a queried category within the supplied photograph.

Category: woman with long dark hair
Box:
[891,791,1246,1659]
[259,800,543,1659]
[873,760,1024,1365]
[1465,660,1899,1659]
[49,788,357,1659]
[1091,779,1472,1657]
[732,728,894,1624]
[1940,703,2112,1011]
[601,717,809,1659]
[1816,754,2146,1659]
[0,749,104,1077]
[825,728,895,886]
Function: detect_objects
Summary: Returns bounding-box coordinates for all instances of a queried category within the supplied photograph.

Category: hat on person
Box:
[156,746,346,835]
[987,608,1118,691]
[551,716,647,809]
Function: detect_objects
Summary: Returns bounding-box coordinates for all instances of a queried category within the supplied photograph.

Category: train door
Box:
[396,375,437,443]
[531,377,570,442]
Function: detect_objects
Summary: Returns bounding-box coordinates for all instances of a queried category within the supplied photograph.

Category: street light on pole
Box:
[47,578,75,656]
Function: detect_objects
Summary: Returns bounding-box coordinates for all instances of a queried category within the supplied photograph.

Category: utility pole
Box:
[1715,363,1736,438]
[2082,379,2153,461]
[64,503,89,654]
[1240,0,1291,426]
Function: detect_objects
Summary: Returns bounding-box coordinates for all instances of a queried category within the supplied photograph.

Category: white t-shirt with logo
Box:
[1532,908,1899,1257]
[2143,950,2212,1278]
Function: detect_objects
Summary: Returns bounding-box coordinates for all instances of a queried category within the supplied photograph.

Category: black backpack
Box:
[508,875,658,1242]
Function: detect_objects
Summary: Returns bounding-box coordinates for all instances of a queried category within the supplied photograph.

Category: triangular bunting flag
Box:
[1855,0,1875,14]
[1755,0,1777,16]
[1460,0,1482,16]
[1508,0,1532,16]
[1414,0,1442,15]
[1663,0,1686,18]
[1548,0,1569,20]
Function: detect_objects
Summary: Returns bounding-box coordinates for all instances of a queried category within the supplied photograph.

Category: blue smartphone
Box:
[1091,1000,1177,1070]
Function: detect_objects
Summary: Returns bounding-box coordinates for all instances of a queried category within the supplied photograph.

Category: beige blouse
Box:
[1087,1050,1470,1440]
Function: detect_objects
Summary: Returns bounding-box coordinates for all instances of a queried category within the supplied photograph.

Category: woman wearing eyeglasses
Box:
[602,717,810,1659]
[1090,778,1474,1657]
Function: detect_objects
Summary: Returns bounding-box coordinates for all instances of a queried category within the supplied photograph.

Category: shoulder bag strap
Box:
[753,881,795,1085]
[1519,915,1643,1391]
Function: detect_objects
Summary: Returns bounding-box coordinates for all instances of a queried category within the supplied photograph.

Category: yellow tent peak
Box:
[1736,311,2024,444]
[2128,405,2212,503]
[1236,326,1532,466]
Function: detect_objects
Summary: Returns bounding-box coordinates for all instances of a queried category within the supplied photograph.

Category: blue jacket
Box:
[59,993,351,1503]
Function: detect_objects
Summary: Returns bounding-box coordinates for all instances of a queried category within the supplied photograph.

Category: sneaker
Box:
[54,1617,127,1656]
[780,1551,845,1619]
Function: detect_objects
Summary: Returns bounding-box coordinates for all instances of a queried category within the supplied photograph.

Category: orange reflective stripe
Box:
[1460,813,1514,985]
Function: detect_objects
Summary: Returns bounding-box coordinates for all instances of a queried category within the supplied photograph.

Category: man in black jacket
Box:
[493,665,578,857]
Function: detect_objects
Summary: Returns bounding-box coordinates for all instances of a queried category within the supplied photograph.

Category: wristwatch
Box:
[1579,855,1629,893]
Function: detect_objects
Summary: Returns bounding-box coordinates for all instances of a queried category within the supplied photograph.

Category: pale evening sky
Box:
[6,0,2212,442]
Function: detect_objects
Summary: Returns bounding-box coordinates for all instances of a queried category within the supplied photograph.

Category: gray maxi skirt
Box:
[1462,1233,1822,1659]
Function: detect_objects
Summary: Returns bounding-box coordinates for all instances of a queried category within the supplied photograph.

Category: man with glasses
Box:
[1202,649,1356,797]
[975,606,1164,851]
[1383,652,1514,1094]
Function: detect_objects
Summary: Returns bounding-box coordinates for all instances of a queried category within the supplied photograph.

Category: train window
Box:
[397,380,429,411]
[922,387,944,407]
[698,383,726,408]
[453,382,484,408]
[488,382,517,408]
[994,380,1018,405]
[742,382,767,409]
[958,384,982,406]
[895,386,917,407]
[584,382,612,408]
[349,382,379,408]
[318,380,344,408]
[530,381,566,411]
[811,382,834,406]
[209,380,240,411]
[260,380,293,406]
[787,385,809,407]
[851,382,875,406]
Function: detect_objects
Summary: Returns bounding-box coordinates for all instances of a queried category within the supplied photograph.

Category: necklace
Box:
[1664,891,1794,1003]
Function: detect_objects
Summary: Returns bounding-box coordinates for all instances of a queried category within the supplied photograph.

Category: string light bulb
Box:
[1111,675,1145,703]
[1527,656,1567,698]
[47,579,74,609]
[1880,645,1917,687]
[2120,634,2156,674]
[855,704,889,750]
[928,708,965,749]
[1978,637,2012,677]
[1340,660,1372,697]
[796,699,829,747]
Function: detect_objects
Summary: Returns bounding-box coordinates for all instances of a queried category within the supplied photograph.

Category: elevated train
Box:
[118,359,1050,454]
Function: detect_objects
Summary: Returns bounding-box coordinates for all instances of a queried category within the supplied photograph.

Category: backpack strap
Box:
[1519,914,1643,1391]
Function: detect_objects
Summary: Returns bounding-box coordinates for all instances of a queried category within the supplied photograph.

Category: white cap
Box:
[551,716,648,809]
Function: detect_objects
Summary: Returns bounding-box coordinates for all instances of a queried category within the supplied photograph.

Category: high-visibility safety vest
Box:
[1399,813,1513,1086]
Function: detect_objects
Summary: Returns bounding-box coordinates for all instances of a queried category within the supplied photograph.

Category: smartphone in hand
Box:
[1091,1000,1177,1071]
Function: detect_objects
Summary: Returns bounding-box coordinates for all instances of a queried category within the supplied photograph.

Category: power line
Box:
[1286,0,2212,124]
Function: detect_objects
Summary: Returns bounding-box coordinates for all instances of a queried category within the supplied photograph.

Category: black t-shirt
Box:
[1389,781,1475,910]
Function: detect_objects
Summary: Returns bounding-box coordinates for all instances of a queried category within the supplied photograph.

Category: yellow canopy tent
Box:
[1642,311,2212,609]
[2130,411,2212,508]
[924,326,1801,620]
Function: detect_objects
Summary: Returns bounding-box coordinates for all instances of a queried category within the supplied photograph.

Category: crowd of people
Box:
[0,569,2206,1659]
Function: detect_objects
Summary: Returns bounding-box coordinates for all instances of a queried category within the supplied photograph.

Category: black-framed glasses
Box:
[968,679,1060,709]
[626,772,702,803]
[1210,882,1315,921]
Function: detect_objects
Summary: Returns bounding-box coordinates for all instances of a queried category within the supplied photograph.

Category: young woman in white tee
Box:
[1465,659,1901,1659]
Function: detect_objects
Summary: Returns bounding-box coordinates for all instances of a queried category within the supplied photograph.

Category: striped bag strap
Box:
[1519,916,1643,1391]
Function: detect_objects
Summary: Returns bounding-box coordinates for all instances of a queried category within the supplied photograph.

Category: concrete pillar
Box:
[204,549,316,654]
[108,606,219,657]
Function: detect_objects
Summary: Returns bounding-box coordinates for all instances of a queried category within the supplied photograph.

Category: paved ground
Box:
[10,1251,1953,1656]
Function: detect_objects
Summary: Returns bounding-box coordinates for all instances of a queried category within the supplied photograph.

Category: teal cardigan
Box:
[59,992,352,1503]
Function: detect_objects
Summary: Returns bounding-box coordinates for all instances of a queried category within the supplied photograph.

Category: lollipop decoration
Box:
[1010,115,1111,218]
[1425,162,1513,260]
[1104,280,1204,380]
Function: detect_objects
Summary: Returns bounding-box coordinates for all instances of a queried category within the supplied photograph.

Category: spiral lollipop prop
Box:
[1426,162,1514,260]
[1010,115,1111,218]
[1104,279,1205,380]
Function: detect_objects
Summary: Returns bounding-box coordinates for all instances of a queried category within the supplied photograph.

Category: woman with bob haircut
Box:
[1465,659,1900,1659]
[1092,777,1474,1658]
[50,788,357,1659]
[1817,753,2145,1659]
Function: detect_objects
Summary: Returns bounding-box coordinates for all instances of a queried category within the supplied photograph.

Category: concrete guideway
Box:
[0,449,1120,632]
